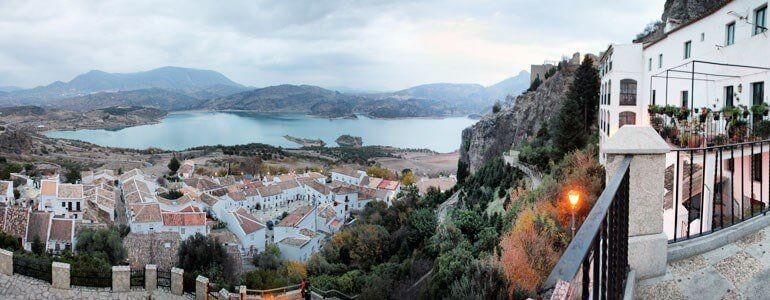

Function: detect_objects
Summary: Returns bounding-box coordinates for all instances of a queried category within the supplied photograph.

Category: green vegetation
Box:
[75,227,127,265]
[244,244,306,289]
[168,156,181,174]
[159,189,184,200]
[492,101,502,113]
[65,166,82,184]
[551,56,599,156]
[177,233,238,291]
[528,76,542,92]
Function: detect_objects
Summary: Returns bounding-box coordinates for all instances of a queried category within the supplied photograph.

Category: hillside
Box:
[50,88,204,111]
[459,65,576,173]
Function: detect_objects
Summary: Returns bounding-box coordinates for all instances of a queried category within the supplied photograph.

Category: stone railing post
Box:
[196,275,209,300]
[603,125,669,280]
[0,249,12,275]
[171,267,184,295]
[52,262,70,289]
[112,265,130,292]
[219,288,231,300]
[239,285,247,300]
[145,264,157,292]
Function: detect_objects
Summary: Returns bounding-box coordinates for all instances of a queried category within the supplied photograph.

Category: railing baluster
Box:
[674,152,680,241]
[592,231,600,300]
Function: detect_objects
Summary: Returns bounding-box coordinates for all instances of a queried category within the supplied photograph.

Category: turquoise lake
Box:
[45,111,478,152]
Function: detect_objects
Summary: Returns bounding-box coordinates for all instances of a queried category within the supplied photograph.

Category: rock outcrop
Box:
[335,135,363,147]
[459,64,576,173]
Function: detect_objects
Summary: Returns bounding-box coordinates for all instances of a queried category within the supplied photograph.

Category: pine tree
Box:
[551,56,600,155]
[167,156,181,174]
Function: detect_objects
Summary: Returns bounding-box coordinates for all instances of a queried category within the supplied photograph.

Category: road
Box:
[503,154,542,190]
[436,190,460,224]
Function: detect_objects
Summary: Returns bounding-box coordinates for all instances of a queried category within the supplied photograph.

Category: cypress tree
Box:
[551,56,600,154]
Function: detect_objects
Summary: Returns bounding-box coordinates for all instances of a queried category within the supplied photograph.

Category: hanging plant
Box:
[664,105,677,117]
[751,103,769,117]
[712,109,720,121]
[740,105,750,118]
[648,104,661,115]
[676,108,691,121]
[699,107,710,123]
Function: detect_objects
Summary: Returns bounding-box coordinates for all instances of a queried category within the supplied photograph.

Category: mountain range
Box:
[0,67,530,118]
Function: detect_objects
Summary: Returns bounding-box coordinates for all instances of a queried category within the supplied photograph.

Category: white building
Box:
[0,180,13,204]
[160,205,208,240]
[222,207,267,254]
[330,168,366,185]
[274,205,325,262]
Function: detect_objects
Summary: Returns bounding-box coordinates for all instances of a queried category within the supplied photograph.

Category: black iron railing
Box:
[651,111,770,149]
[130,269,144,287]
[157,269,172,288]
[12,256,52,283]
[71,270,112,288]
[542,156,631,299]
[668,140,769,242]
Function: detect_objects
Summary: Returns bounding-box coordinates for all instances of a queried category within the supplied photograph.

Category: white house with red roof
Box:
[222,207,267,254]
[160,205,208,239]
[330,168,366,185]
[274,205,325,262]
[177,160,196,179]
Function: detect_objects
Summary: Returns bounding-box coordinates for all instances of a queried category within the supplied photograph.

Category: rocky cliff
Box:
[459,65,576,173]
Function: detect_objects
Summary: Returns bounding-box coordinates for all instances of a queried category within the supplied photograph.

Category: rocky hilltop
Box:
[336,135,362,147]
[459,63,577,173]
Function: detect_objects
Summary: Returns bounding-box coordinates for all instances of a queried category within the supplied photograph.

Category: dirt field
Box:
[375,151,459,177]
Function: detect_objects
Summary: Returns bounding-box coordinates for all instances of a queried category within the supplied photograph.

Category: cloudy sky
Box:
[0,0,665,91]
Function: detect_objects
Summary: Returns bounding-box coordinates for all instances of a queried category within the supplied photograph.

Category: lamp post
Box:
[568,190,580,238]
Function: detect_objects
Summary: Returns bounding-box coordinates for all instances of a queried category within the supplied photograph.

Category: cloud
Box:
[0,0,664,91]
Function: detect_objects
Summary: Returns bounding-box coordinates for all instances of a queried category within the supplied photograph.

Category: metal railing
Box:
[311,287,359,299]
[71,271,112,288]
[130,269,144,287]
[668,139,770,242]
[245,284,301,297]
[157,269,172,288]
[542,156,631,299]
[12,256,52,283]
[651,111,770,149]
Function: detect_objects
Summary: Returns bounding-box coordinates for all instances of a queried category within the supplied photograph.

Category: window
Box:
[76,202,80,211]
[726,22,736,45]
[684,41,692,59]
[619,112,636,127]
[755,5,767,35]
[753,82,765,105]
[658,54,663,68]
[725,86,734,107]
[652,90,657,105]
[620,79,637,105]
[681,91,689,108]
[607,80,611,105]
[700,32,705,42]
[753,153,763,181]
[648,58,652,71]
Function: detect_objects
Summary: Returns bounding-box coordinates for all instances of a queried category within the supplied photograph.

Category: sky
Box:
[0,0,665,91]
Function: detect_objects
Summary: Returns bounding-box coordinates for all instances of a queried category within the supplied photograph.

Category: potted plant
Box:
[740,105,750,118]
[676,107,691,121]
[729,119,749,142]
[753,120,770,140]
[712,109,721,121]
[751,103,769,117]
[712,134,728,146]
[648,104,661,115]
[699,107,711,123]
[664,105,677,118]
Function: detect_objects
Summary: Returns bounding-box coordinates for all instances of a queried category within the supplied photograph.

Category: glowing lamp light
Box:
[568,190,580,208]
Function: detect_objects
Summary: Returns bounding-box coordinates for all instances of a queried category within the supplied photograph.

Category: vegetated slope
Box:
[202,84,363,118]
[50,88,204,111]
[459,65,576,173]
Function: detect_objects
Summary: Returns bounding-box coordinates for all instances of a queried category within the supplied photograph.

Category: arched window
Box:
[620,79,637,106]
[619,111,636,127]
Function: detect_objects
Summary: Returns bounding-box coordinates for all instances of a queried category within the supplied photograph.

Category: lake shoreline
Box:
[45,111,477,153]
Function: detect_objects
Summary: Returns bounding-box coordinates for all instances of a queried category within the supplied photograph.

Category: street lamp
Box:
[568,190,580,238]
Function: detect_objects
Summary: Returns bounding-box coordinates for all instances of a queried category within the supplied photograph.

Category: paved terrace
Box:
[637,223,770,299]
[0,272,189,300]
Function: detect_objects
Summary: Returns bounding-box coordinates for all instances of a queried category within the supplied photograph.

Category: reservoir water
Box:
[45,111,478,152]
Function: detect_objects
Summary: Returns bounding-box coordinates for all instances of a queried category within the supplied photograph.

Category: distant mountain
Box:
[0,66,246,107]
[368,70,530,113]
[50,88,204,112]
[202,84,363,118]
[0,86,24,92]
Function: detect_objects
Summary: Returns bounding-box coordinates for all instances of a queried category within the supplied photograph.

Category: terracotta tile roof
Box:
[332,186,357,195]
[416,177,457,194]
[301,179,331,195]
[25,211,51,243]
[161,211,206,226]
[299,228,317,238]
[318,204,336,219]
[119,169,143,181]
[2,206,29,239]
[158,194,194,206]
[49,218,74,242]
[304,172,326,180]
[227,191,247,201]
[131,203,162,223]
[278,180,299,191]
[363,177,381,189]
[279,237,309,247]
[40,180,58,197]
[231,207,265,234]
[0,181,12,194]
[217,176,238,186]
[331,168,361,178]
[278,205,313,227]
[57,183,84,198]
[184,177,221,191]
[243,185,260,197]
[330,219,341,229]
[177,163,194,175]
[199,193,220,206]
[376,179,400,190]
[257,185,281,197]
[277,173,298,182]
[357,188,378,200]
